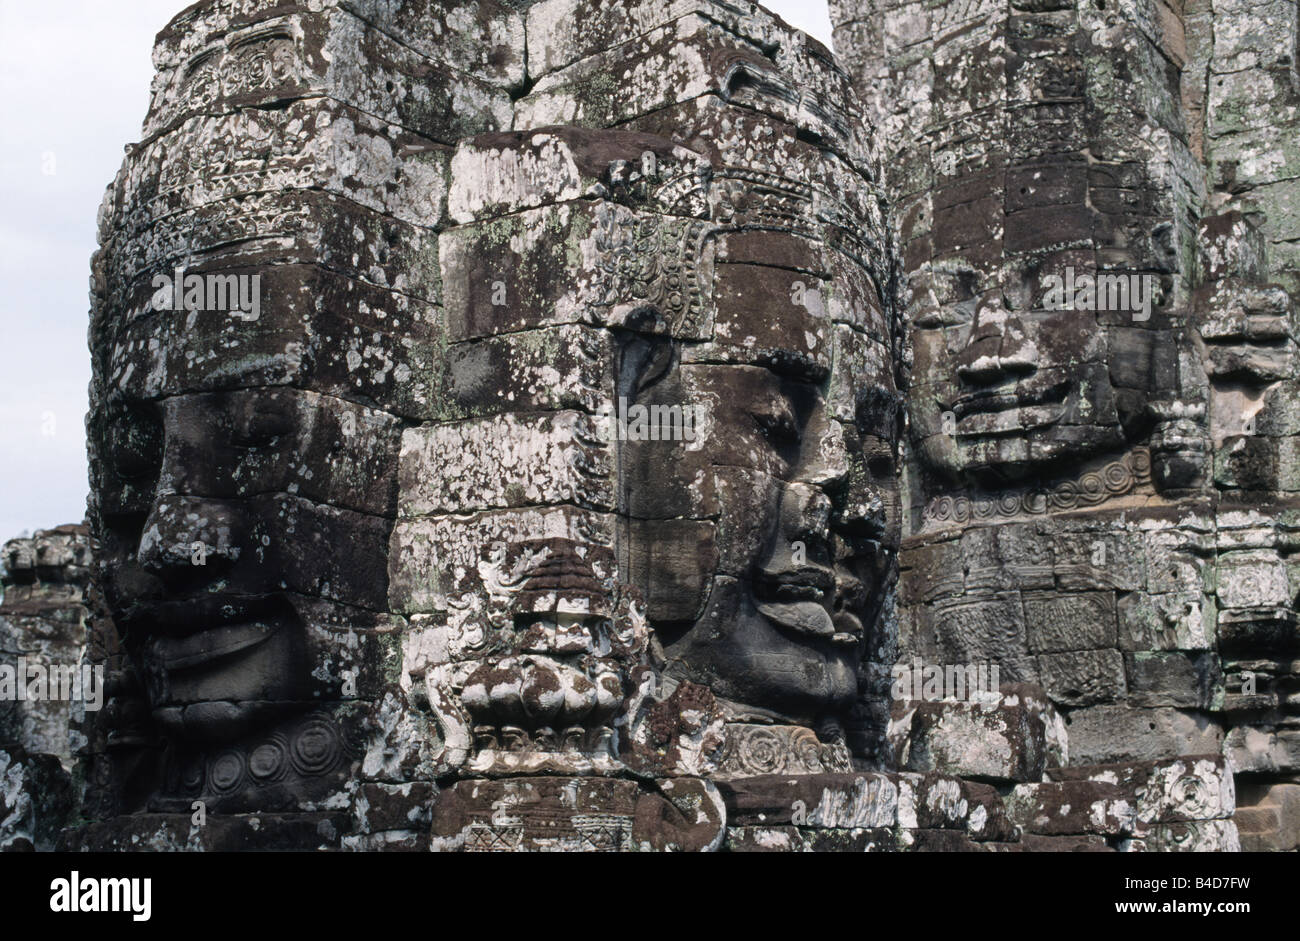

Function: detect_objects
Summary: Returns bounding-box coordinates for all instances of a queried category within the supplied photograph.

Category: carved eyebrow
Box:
[912,303,975,329]
[762,352,829,386]
[751,398,797,423]
[749,395,802,445]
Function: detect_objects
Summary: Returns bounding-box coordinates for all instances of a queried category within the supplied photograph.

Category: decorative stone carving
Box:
[715,724,853,779]
[78,0,521,846]
[384,2,903,809]
[829,0,1300,852]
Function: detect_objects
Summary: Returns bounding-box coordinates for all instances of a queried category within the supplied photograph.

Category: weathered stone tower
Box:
[831,0,1300,849]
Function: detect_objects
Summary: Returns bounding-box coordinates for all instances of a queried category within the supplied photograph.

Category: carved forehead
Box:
[96,263,439,417]
[442,125,897,414]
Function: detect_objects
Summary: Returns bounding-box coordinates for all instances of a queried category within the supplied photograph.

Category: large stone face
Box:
[82,0,520,827]
[386,0,904,797]
[831,0,1300,852]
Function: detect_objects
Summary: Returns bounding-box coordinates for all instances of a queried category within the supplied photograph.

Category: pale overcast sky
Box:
[0,0,834,542]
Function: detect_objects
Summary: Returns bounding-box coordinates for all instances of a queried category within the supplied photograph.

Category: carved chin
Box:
[141,625,311,743]
[151,699,301,744]
[666,583,859,721]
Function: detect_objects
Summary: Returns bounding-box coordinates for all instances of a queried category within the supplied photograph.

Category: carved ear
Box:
[616,329,677,399]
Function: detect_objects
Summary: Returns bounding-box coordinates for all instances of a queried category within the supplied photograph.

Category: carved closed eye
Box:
[105,413,162,481]
[913,306,970,330]
[230,408,293,450]
[754,407,801,446]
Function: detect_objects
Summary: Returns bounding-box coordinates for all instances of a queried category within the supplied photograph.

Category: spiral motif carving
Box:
[735,727,785,775]
[209,750,246,794]
[1170,774,1214,818]
[289,717,342,776]
[924,448,1152,526]
[716,724,853,778]
[248,734,290,782]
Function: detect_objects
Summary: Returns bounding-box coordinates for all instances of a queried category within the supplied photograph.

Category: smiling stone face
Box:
[81,0,521,822]
[617,264,898,732]
[86,258,431,813]
[381,0,901,772]
[389,121,901,776]
[626,363,869,721]
[93,383,401,744]
[909,287,1140,483]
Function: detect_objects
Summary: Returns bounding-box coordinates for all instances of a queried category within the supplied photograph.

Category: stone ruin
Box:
[0,0,1296,851]
[0,527,92,850]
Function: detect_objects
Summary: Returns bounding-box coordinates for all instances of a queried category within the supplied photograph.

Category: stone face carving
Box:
[388,0,903,807]
[4,0,1295,852]
[825,1,1230,804]
[830,0,1300,849]
[80,0,520,834]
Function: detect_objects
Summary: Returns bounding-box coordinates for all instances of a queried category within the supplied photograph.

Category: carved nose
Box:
[153,399,216,497]
[137,495,241,577]
[955,307,1037,386]
[776,483,833,550]
[797,416,849,491]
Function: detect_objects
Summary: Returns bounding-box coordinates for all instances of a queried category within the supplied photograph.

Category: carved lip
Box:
[754,599,836,638]
[753,565,867,651]
[752,565,846,641]
[951,380,1069,420]
[121,593,288,640]
[831,610,864,648]
[755,565,835,602]
[150,622,278,671]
